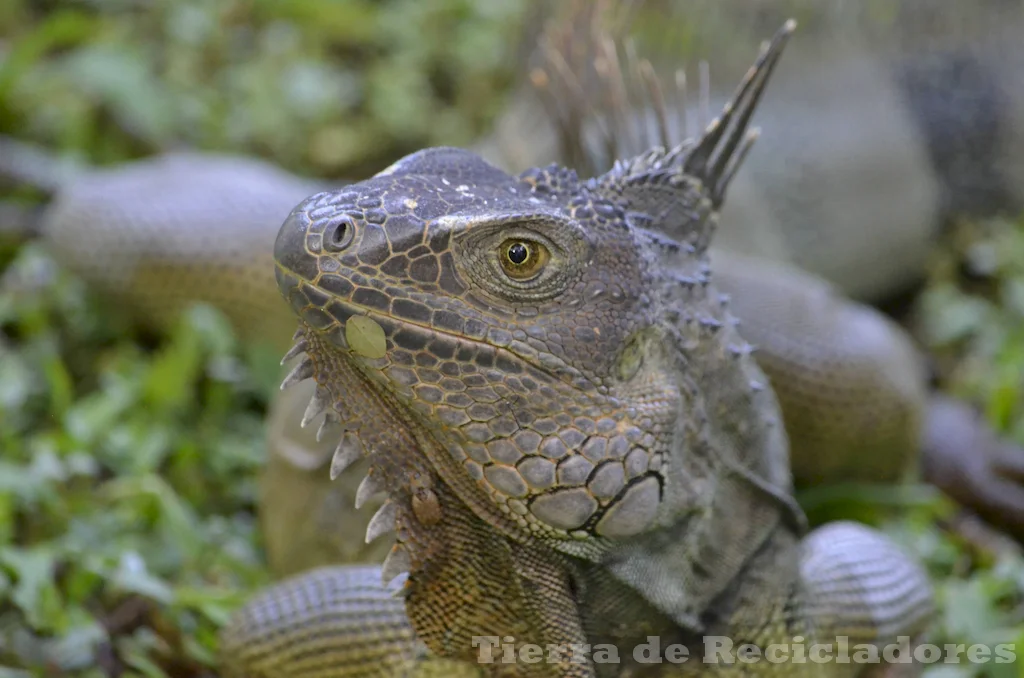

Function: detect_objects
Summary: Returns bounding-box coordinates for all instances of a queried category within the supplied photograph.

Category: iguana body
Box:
[223,25,935,676]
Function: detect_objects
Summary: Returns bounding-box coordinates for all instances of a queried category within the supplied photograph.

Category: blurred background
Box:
[1,1,1022,676]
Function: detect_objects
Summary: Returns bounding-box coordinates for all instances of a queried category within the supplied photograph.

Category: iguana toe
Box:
[921,395,1024,540]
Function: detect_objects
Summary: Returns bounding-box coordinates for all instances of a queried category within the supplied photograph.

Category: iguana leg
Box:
[687,522,932,678]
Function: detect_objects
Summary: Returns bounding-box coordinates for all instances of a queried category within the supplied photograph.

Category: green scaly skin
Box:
[220,25,933,677]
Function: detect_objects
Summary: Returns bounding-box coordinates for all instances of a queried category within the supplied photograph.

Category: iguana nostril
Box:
[323,216,355,252]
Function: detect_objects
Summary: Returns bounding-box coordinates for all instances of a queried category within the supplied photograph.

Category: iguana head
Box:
[273,22,793,567]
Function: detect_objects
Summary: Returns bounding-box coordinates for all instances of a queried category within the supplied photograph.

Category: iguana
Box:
[219,23,934,676]
[0,0,1020,672]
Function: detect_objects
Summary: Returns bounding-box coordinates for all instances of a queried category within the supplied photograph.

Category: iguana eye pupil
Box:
[498,239,550,281]
[507,242,529,264]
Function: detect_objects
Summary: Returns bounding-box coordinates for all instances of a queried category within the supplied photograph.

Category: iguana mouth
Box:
[274,256,585,394]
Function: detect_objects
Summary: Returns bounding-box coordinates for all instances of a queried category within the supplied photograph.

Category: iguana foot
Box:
[921,395,1024,541]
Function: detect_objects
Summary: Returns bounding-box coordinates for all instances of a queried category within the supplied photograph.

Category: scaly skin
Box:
[221,25,934,677]
[529,0,1024,492]
[253,0,1024,581]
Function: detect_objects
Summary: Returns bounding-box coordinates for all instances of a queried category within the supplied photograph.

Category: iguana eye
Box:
[498,239,549,280]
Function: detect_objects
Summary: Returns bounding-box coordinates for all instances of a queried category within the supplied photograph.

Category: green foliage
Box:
[903,217,1024,678]
[0,0,528,179]
[918,217,1024,443]
[1,245,270,675]
[912,217,1024,677]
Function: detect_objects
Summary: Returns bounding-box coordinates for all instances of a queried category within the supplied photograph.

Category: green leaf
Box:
[60,44,176,145]
[0,548,64,631]
[112,552,174,605]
